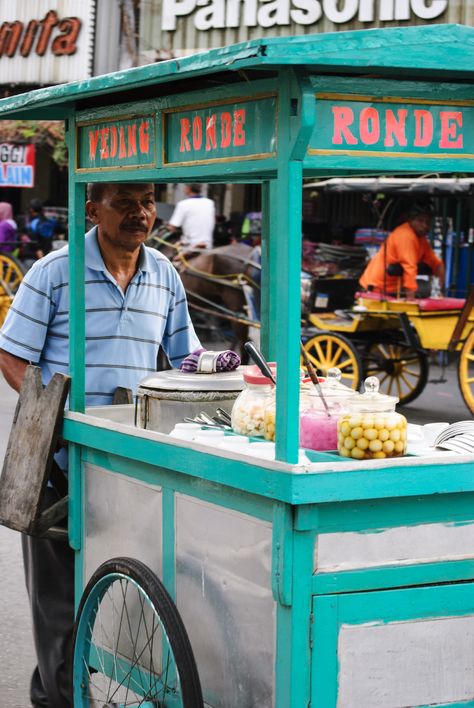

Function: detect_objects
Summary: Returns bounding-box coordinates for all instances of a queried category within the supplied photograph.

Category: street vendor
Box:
[359,202,445,298]
[0,182,202,708]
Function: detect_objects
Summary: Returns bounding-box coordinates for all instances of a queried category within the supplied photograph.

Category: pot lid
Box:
[139,367,246,392]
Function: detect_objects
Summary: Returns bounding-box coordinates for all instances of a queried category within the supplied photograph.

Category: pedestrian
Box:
[167,183,215,251]
[0,201,18,254]
[0,182,202,708]
[27,198,63,259]
[359,201,445,298]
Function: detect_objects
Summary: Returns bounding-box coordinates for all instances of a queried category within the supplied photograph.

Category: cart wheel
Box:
[364,341,429,405]
[72,557,203,708]
[0,254,25,327]
[303,332,362,390]
[458,329,474,415]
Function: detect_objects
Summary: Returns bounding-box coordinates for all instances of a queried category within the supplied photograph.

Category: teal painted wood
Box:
[162,488,176,601]
[311,75,474,101]
[313,559,474,595]
[68,442,83,552]
[271,503,293,607]
[274,604,293,708]
[67,120,86,412]
[295,492,474,532]
[311,595,339,707]
[260,180,270,360]
[273,69,303,464]
[81,447,274,522]
[267,179,278,361]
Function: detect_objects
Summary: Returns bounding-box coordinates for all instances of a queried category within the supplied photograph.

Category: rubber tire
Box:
[364,340,429,406]
[72,556,204,708]
[458,329,474,415]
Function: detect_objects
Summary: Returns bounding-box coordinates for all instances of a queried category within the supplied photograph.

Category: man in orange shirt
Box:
[359,203,445,298]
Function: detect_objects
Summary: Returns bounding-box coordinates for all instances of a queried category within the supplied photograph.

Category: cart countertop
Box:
[64,409,474,507]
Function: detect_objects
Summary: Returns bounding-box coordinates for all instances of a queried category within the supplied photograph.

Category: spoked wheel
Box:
[303,332,362,391]
[0,253,25,326]
[72,557,203,708]
[458,329,474,415]
[364,340,429,405]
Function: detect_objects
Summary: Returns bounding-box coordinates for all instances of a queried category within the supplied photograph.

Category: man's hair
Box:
[87,183,108,202]
[188,183,202,195]
[29,198,43,213]
[87,183,157,202]
[409,201,434,219]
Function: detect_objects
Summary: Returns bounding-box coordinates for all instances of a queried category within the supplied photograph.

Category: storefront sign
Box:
[0,143,35,187]
[309,96,474,157]
[77,116,155,170]
[162,0,447,31]
[0,0,94,84]
[164,96,277,164]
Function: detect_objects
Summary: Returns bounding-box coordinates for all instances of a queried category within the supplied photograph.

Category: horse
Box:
[147,228,260,359]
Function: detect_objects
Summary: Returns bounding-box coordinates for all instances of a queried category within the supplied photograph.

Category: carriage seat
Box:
[356,290,465,311]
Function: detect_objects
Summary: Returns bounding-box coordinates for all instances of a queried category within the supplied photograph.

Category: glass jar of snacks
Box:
[299,368,357,451]
[337,376,407,460]
[231,364,275,437]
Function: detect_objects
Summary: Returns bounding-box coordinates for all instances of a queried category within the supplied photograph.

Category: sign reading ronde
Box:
[0,143,35,187]
[164,97,277,164]
[310,96,474,157]
[77,117,155,169]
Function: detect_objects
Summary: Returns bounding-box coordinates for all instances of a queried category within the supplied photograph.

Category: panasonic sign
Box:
[162,0,448,31]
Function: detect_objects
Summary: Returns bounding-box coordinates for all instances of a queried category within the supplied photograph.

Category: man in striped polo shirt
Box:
[0,182,201,708]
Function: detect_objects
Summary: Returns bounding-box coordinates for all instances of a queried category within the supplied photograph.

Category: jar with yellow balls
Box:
[337,376,407,460]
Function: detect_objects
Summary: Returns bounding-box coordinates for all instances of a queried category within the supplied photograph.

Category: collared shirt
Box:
[0,227,200,406]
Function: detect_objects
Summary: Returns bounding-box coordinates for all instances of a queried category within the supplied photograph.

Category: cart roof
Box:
[1,24,474,120]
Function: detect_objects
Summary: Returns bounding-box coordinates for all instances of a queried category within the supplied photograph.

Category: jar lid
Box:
[306,368,358,400]
[243,363,276,385]
[350,376,398,412]
[139,367,245,392]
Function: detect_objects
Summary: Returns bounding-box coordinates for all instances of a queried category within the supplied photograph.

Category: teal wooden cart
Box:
[3,24,474,707]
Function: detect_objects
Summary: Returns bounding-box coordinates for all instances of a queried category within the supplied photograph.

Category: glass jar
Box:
[337,376,407,460]
[231,364,275,437]
[299,368,358,451]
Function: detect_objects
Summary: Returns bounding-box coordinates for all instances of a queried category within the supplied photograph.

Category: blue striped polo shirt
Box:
[0,227,201,406]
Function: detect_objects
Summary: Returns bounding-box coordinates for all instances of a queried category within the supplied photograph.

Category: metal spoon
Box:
[244,341,276,385]
[300,342,331,417]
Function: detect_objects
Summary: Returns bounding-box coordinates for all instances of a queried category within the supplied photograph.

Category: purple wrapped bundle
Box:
[180,348,240,373]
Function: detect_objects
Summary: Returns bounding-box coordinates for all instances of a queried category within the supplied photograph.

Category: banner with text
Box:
[164,96,277,164]
[0,143,35,187]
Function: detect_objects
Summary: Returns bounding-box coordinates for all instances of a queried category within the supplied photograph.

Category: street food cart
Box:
[2,23,474,707]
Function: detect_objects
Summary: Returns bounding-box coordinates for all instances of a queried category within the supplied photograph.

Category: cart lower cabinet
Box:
[312,585,474,707]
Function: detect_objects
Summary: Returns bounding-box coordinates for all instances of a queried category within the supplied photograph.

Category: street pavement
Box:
[0,358,471,707]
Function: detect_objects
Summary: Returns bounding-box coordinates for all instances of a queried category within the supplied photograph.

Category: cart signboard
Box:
[77,116,155,170]
[310,94,474,161]
[163,95,277,165]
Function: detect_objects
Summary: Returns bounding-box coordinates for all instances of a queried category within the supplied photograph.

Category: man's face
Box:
[410,213,431,238]
[86,183,156,252]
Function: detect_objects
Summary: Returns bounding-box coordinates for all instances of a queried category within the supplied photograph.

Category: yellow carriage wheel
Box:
[458,329,474,415]
[0,254,25,327]
[303,332,362,391]
[365,341,429,406]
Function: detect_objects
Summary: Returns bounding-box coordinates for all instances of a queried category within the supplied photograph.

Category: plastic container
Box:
[231,364,276,437]
[337,376,407,460]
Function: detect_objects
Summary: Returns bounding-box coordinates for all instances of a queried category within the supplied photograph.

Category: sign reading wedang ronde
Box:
[0,0,95,84]
[0,143,35,187]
